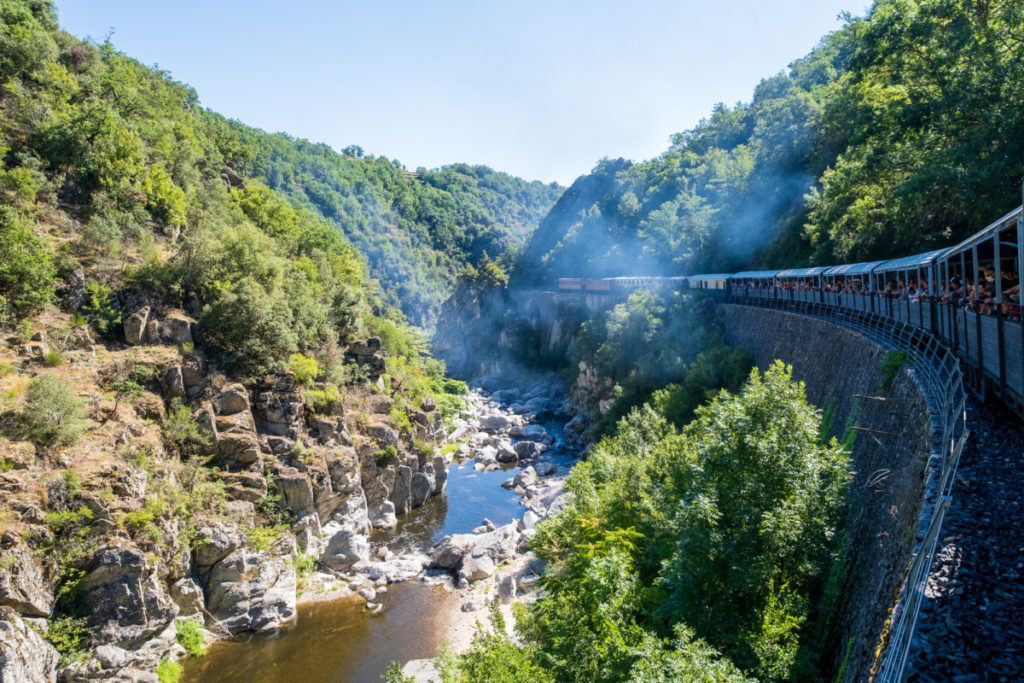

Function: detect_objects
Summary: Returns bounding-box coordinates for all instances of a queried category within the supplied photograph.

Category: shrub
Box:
[105,378,144,400]
[42,349,63,367]
[292,553,317,584]
[374,444,398,467]
[21,374,88,447]
[61,469,82,496]
[389,406,412,433]
[0,206,55,311]
[290,440,313,462]
[199,276,298,373]
[163,401,211,457]
[411,439,433,459]
[174,618,205,658]
[81,282,122,339]
[155,656,182,683]
[245,525,285,553]
[306,383,341,414]
[80,214,123,254]
[116,496,166,544]
[382,661,415,683]
[288,353,319,387]
[44,615,90,667]
[0,166,40,206]
[879,350,908,391]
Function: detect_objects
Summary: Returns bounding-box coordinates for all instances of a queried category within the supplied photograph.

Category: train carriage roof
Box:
[730,270,781,279]
[687,274,731,280]
[823,260,887,276]
[874,247,952,272]
[946,205,1022,255]
[776,266,829,278]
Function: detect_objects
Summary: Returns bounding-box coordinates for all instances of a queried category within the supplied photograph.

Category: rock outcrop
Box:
[204,549,297,634]
[0,607,59,683]
[0,542,53,617]
[81,545,178,648]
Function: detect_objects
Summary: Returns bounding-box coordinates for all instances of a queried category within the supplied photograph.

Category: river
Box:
[185,387,578,682]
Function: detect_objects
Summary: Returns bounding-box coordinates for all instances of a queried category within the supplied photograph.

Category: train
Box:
[557,275,688,291]
[556,201,1024,416]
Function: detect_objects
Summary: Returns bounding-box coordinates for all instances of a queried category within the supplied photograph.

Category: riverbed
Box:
[185,384,579,682]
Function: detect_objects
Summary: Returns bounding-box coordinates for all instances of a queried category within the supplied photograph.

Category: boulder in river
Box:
[496,442,518,464]
[321,522,370,571]
[430,534,476,569]
[509,424,549,442]
[514,466,537,489]
[431,454,448,494]
[474,446,498,467]
[370,501,397,529]
[514,440,541,460]
[479,414,509,432]
[410,471,434,508]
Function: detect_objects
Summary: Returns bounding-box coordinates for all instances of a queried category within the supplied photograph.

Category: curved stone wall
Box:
[718,304,934,680]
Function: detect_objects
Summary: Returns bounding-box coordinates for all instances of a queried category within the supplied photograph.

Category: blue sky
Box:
[53,1,868,186]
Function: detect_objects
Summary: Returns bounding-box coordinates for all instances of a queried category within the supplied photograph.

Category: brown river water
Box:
[184,411,575,683]
[183,582,458,683]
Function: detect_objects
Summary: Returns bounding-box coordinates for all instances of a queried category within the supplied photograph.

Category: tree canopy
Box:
[513,0,1024,284]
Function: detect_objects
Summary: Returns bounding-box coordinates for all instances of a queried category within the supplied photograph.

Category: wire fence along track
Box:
[723,291,968,683]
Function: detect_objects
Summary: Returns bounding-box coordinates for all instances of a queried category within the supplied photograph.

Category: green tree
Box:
[199,277,298,372]
[657,362,850,677]
[0,206,55,311]
[21,373,89,447]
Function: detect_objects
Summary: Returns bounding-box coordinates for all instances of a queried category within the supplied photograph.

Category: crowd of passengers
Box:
[735,268,1021,320]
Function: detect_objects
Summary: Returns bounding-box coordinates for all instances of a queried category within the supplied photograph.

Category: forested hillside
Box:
[513,0,1024,285]
[0,3,477,675]
[230,128,562,323]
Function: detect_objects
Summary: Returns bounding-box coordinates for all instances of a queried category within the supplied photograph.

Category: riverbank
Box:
[187,372,583,682]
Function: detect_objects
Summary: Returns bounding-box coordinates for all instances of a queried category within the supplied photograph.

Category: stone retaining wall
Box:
[718,304,933,680]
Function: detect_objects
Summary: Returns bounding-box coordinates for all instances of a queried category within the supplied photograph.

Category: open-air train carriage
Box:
[552,193,1023,413]
[685,274,730,291]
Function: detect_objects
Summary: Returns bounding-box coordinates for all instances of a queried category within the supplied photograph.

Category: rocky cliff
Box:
[0,309,454,682]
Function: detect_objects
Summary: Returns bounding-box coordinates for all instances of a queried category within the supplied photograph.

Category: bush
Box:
[382,661,415,683]
[20,374,88,447]
[245,524,285,553]
[44,615,90,667]
[288,353,319,387]
[174,618,205,658]
[116,496,166,544]
[0,294,10,329]
[306,383,341,414]
[42,349,63,367]
[163,401,211,457]
[292,553,317,577]
[80,214,122,254]
[81,282,122,339]
[879,350,908,391]
[411,439,433,459]
[0,205,55,311]
[155,656,182,683]
[374,444,398,467]
[199,276,298,373]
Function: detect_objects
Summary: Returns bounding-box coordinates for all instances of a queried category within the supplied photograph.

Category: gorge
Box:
[3,1,1024,681]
